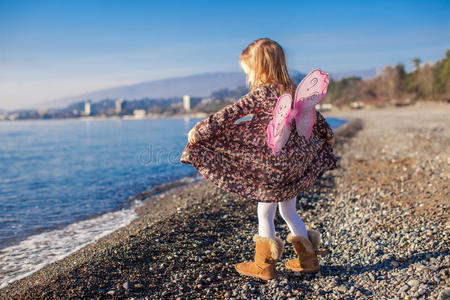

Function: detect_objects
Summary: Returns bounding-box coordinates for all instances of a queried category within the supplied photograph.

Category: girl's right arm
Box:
[192,86,266,141]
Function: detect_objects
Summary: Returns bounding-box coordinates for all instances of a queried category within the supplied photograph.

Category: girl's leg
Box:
[257,202,277,240]
[278,196,308,238]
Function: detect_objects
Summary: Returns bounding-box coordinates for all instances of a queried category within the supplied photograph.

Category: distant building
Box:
[84,101,91,116]
[201,97,212,105]
[315,103,333,111]
[133,109,146,119]
[8,113,18,121]
[350,101,364,109]
[38,109,47,117]
[183,95,191,111]
[115,98,124,114]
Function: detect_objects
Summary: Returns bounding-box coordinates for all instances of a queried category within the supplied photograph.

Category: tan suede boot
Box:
[285,229,328,273]
[234,235,285,280]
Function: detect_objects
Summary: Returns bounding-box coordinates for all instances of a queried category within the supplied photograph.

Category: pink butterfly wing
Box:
[267,94,293,156]
[293,101,317,139]
[293,69,329,140]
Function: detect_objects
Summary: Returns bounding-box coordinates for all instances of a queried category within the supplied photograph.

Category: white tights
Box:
[257,196,308,240]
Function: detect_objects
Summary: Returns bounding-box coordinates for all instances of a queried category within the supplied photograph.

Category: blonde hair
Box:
[239,38,296,96]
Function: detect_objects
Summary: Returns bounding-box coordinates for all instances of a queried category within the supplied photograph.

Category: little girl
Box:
[180,38,336,281]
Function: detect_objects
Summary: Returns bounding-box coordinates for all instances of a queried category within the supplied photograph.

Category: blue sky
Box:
[0,0,449,110]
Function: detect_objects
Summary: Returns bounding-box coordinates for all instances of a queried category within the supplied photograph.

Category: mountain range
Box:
[30,68,376,110]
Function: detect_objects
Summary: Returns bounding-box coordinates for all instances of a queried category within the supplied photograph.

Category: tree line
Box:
[325,49,450,107]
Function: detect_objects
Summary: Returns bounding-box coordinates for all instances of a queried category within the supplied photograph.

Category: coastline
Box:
[0,172,205,288]
[1,102,449,299]
[0,112,210,123]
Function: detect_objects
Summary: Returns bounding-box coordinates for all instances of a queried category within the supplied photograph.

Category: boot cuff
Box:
[286,233,315,254]
[253,235,285,260]
[307,229,321,252]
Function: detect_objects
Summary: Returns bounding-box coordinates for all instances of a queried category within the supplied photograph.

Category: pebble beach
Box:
[0,102,449,299]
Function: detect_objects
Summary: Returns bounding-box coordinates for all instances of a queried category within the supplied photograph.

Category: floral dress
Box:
[180,84,338,203]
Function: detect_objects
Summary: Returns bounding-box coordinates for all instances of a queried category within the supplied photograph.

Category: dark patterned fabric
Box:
[180,84,338,203]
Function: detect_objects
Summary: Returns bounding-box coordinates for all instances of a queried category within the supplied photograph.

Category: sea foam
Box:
[0,202,140,289]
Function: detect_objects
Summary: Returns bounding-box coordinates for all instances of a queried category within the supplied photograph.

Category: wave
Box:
[0,173,204,289]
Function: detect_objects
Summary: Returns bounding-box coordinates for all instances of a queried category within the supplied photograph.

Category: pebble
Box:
[399,285,410,293]
[337,285,347,293]
[437,289,450,300]
[407,279,420,287]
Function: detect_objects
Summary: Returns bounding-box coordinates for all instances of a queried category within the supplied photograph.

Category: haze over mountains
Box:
[39,72,247,110]
[330,68,377,80]
[26,68,376,111]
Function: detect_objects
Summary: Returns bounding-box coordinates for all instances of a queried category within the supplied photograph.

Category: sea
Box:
[0,115,348,288]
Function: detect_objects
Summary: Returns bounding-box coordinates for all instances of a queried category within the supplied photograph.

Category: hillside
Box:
[39,72,247,109]
[36,68,375,110]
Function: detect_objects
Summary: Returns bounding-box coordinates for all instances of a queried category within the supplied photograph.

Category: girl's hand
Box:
[188,128,200,144]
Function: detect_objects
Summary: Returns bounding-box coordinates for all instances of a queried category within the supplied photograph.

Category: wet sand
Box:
[0,101,449,299]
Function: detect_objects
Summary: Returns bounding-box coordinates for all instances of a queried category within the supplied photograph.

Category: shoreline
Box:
[1,101,449,299]
[3,99,447,123]
[0,113,210,123]
[0,172,205,288]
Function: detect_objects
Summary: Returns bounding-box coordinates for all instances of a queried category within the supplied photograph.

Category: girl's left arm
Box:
[314,110,335,141]
[193,86,266,141]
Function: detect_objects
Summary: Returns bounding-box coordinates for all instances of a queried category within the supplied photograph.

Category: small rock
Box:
[337,285,347,293]
[269,279,278,287]
[399,284,410,293]
[416,288,426,297]
[407,279,420,286]
[437,289,450,300]
[107,290,116,295]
